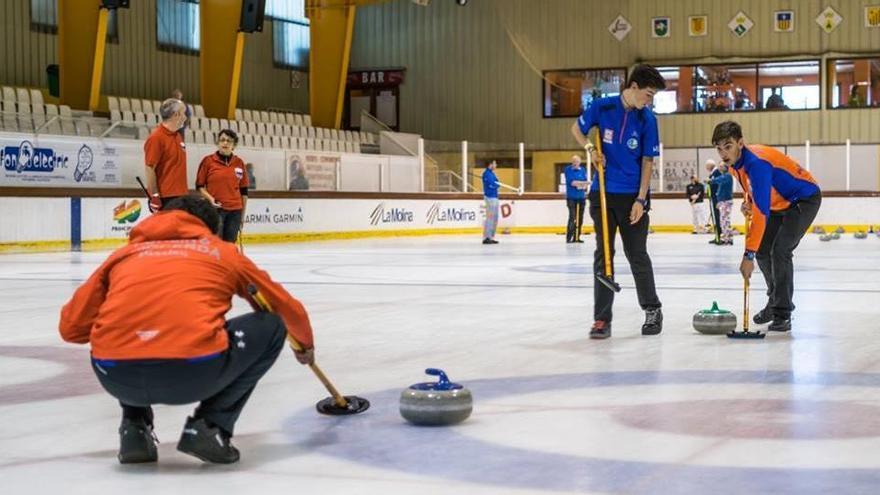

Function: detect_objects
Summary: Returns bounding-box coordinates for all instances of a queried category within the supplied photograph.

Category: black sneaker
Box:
[489,239,499,244]
[642,308,663,335]
[118,418,158,464]
[768,318,791,332]
[482,238,492,244]
[574,239,584,243]
[589,320,611,339]
[177,417,240,464]
[753,307,773,325]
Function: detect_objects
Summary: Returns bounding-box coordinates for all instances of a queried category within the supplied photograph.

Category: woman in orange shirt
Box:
[196,129,249,242]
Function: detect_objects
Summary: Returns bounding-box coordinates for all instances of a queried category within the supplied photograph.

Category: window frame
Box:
[541,66,628,119]
[29,0,120,43]
[657,59,821,114]
[826,55,880,110]
[544,59,824,118]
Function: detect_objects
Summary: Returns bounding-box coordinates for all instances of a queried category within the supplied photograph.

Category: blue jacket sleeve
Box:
[641,111,660,158]
[748,160,773,218]
[576,101,599,135]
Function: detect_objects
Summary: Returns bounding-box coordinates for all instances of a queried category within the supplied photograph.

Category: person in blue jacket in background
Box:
[482,160,500,245]
[564,154,589,243]
[709,163,735,245]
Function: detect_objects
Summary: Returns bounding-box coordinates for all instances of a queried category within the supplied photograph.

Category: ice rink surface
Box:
[1,232,879,494]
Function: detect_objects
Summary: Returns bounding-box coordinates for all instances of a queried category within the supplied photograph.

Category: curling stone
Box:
[831,232,841,240]
[400,368,472,426]
[834,226,845,234]
[693,301,737,335]
[819,234,832,242]
[812,226,826,234]
[855,231,868,239]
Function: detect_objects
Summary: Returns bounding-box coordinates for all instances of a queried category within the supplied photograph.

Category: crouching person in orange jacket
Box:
[59,194,315,465]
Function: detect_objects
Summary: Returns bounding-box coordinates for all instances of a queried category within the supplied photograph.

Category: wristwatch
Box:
[743,251,756,261]
[635,198,647,207]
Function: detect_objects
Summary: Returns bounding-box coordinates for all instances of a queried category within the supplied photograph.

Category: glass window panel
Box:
[273,20,310,69]
[757,61,819,110]
[692,64,757,112]
[31,0,118,40]
[543,68,626,118]
[829,57,880,108]
[30,0,56,31]
[652,66,684,114]
[266,0,308,23]
[157,0,200,53]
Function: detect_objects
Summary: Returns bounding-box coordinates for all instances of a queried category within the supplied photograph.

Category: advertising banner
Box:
[0,135,123,187]
[285,150,340,191]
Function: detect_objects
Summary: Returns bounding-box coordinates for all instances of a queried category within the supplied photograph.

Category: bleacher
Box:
[1,85,378,154]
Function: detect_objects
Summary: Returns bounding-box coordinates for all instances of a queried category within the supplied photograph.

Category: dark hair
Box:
[711,120,743,145]
[626,64,666,90]
[163,194,221,235]
[218,129,239,145]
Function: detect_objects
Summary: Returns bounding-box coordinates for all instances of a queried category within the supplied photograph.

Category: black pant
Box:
[566,198,586,242]
[589,192,661,322]
[755,192,822,319]
[219,209,243,243]
[708,196,720,236]
[92,312,286,435]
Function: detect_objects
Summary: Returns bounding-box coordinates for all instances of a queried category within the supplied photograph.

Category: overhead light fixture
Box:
[411,0,431,6]
[456,0,468,5]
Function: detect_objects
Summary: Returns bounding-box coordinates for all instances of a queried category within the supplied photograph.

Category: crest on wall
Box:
[608,15,632,41]
[774,11,794,32]
[652,17,670,38]
[728,11,754,37]
[688,15,708,37]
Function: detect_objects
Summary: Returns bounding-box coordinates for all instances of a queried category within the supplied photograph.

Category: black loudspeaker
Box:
[101,0,130,8]
[239,0,266,33]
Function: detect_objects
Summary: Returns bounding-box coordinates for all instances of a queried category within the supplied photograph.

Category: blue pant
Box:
[483,197,499,239]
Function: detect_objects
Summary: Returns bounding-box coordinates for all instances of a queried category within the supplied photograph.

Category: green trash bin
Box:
[46,64,59,97]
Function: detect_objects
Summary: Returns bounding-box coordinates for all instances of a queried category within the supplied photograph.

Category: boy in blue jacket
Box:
[709,163,734,245]
[564,154,589,242]
[570,64,666,339]
[482,160,500,244]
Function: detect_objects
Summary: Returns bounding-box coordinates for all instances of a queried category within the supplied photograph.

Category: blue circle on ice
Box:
[284,370,880,494]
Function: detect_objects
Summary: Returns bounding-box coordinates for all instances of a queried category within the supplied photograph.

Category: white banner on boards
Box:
[81,197,155,240]
[0,133,124,187]
[242,198,488,234]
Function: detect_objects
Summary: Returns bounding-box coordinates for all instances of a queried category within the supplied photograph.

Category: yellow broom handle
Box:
[595,135,613,278]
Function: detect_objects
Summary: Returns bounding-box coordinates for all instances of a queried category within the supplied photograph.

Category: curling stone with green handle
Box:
[693,301,737,335]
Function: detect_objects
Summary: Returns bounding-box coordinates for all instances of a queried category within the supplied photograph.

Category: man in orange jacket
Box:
[59,194,315,465]
[712,121,821,333]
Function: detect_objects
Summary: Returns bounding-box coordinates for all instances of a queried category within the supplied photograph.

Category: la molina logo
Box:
[369,203,414,226]
[426,203,477,224]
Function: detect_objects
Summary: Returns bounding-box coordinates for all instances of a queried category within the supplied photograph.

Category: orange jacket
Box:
[195,153,249,211]
[59,210,313,360]
[729,145,820,253]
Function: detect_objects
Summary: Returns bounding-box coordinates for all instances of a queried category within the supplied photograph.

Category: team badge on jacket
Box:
[234,167,244,179]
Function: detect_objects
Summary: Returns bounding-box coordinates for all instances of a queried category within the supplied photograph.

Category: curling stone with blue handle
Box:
[400,369,473,426]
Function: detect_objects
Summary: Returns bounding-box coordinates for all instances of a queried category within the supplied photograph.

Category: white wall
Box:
[1,195,878,248]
